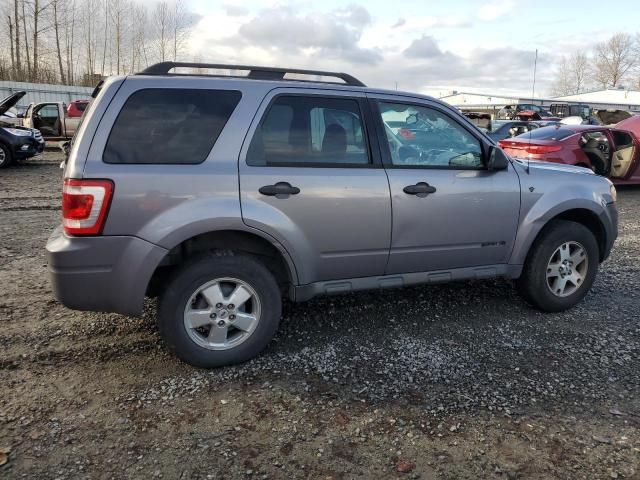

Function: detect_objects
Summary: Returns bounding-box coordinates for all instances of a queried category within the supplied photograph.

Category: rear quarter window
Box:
[103,88,241,164]
[518,126,574,141]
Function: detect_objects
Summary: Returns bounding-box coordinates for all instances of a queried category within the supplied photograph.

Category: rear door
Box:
[370,95,521,274]
[609,129,640,180]
[239,88,391,285]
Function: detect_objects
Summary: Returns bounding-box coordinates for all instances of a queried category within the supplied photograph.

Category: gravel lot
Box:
[1,152,639,479]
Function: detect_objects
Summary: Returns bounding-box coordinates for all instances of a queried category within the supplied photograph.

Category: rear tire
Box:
[516,220,599,312]
[158,253,282,368]
[0,143,13,168]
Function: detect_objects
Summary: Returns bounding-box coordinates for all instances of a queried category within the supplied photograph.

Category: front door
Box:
[32,104,62,137]
[609,129,640,181]
[370,97,521,274]
[239,90,391,284]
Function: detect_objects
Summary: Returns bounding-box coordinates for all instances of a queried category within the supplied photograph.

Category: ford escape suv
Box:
[47,62,618,368]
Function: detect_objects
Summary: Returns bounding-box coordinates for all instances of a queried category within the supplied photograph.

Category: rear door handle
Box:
[403,182,437,197]
[259,182,301,197]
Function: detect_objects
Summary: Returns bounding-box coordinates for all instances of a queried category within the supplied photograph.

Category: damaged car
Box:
[498,123,640,184]
[0,91,45,168]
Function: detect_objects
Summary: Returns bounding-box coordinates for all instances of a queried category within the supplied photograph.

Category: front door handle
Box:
[403,182,437,197]
[259,182,301,198]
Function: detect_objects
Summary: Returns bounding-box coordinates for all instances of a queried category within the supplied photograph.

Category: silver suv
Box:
[47,62,618,368]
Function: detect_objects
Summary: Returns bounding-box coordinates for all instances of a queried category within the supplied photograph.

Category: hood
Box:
[514,158,595,176]
[0,91,26,116]
[615,115,640,137]
[594,109,632,125]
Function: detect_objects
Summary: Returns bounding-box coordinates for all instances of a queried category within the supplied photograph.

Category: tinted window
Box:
[519,126,575,141]
[377,101,483,168]
[103,89,241,164]
[76,102,88,112]
[247,96,369,166]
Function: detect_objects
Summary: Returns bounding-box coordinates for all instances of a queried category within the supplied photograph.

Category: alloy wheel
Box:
[183,277,261,350]
[546,241,589,297]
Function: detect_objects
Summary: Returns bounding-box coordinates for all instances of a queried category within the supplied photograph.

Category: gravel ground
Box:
[1,152,639,479]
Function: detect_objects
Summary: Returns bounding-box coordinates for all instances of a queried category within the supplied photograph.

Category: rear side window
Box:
[520,126,574,141]
[103,89,241,164]
[246,95,369,167]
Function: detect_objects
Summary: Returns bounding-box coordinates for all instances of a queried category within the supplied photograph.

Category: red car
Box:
[66,100,89,118]
[498,119,640,185]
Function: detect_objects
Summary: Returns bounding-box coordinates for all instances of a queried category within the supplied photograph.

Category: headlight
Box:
[610,183,617,202]
[2,127,32,137]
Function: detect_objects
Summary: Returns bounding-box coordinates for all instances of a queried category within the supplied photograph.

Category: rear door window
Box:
[521,127,575,141]
[246,95,369,166]
[103,88,241,164]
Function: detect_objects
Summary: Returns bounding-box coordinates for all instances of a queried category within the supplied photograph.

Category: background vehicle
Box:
[550,103,592,119]
[0,91,45,168]
[462,111,491,131]
[47,62,618,368]
[498,125,640,184]
[67,100,90,118]
[497,104,558,121]
[487,120,539,141]
[22,102,80,140]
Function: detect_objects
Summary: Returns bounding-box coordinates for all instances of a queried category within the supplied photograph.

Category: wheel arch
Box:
[146,228,299,300]
[513,207,608,270]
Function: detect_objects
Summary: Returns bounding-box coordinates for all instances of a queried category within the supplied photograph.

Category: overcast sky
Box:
[185,0,639,98]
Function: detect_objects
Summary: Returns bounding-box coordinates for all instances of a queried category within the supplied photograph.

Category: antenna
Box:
[525,48,539,175]
[531,49,538,102]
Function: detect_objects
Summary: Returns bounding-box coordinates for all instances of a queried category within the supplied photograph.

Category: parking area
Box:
[1,152,639,479]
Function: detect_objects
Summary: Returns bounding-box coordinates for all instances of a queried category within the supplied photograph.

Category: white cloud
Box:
[477,0,515,21]
[186,3,552,96]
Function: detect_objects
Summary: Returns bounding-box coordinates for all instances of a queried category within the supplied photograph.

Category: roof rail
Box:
[137,62,366,87]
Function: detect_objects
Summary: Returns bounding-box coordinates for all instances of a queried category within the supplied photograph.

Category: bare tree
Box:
[152,1,169,63]
[6,15,15,75]
[130,2,148,72]
[551,56,573,96]
[593,33,636,88]
[52,0,66,83]
[14,0,21,77]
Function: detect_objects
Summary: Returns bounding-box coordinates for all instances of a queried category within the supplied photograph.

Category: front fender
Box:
[509,183,609,266]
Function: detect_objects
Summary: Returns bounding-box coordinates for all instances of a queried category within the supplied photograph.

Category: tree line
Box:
[551,32,640,96]
[0,0,195,86]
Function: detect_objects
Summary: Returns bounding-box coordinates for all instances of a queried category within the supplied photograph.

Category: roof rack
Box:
[137,62,366,87]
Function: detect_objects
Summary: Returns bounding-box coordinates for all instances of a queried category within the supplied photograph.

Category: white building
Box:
[439,88,640,114]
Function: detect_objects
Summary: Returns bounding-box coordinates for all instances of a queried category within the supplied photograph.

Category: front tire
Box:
[516,220,599,312]
[0,143,13,168]
[158,254,282,368]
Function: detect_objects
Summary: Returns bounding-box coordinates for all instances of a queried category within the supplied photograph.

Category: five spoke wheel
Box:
[183,277,261,350]
[546,241,589,298]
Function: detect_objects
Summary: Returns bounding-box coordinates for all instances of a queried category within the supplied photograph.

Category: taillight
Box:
[62,179,114,235]
[524,145,562,154]
[497,141,562,155]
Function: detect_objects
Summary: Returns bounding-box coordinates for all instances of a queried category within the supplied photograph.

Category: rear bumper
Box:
[46,226,168,316]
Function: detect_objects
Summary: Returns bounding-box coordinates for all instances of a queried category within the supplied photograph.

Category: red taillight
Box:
[62,179,114,235]
[498,141,562,155]
[524,144,562,154]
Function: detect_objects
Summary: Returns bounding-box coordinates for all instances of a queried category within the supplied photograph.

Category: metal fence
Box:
[0,81,93,106]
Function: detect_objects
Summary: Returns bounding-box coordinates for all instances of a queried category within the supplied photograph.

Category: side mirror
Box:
[488,146,509,171]
[17,112,24,118]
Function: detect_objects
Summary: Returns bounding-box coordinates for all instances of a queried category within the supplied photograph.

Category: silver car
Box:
[46,62,618,368]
